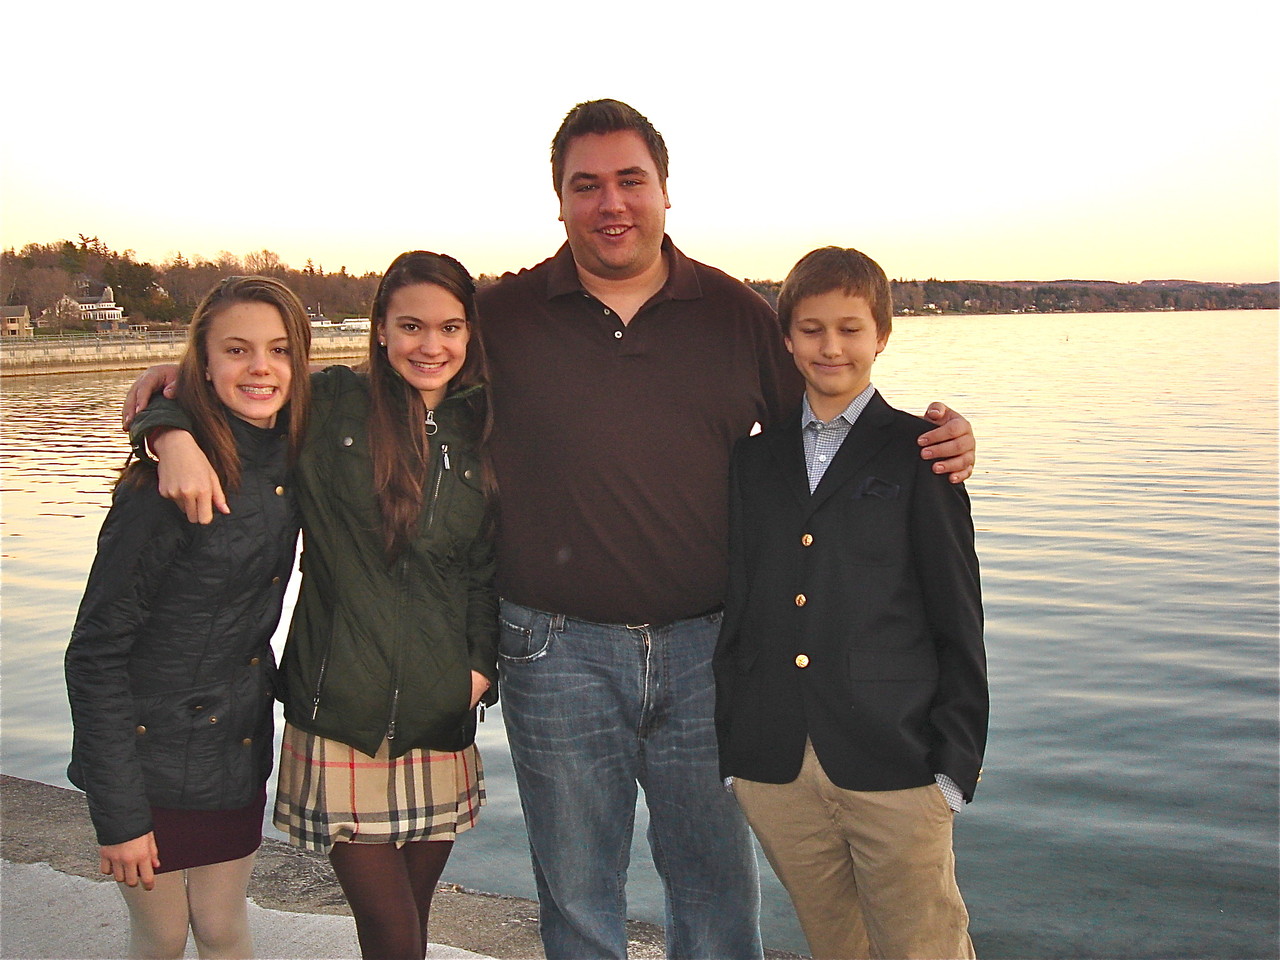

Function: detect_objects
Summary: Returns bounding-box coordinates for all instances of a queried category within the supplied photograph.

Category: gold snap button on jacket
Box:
[135,725,146,735]
[274,485,285,496]
[801,534,813,547]
[794,593,807,607]
[794,654,810,668]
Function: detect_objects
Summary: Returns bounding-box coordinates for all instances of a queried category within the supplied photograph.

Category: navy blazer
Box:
[714,391,987,800]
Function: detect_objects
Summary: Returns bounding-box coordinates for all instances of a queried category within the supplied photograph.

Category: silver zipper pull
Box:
[311,697,321,720]
[425,410,438,436]
[441,443,450,470]
[478,703,486,722]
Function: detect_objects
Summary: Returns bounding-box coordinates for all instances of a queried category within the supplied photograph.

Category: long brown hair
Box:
[121,276,312,492]
[366,251,492,559]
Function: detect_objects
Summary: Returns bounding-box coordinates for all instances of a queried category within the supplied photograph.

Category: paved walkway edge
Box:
[0,775,544,958]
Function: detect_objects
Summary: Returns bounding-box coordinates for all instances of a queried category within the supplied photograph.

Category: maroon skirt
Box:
[150,787,266,874]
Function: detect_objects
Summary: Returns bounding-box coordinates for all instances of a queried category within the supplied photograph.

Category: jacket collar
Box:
[226,408,287,465]
[764,390,897,514]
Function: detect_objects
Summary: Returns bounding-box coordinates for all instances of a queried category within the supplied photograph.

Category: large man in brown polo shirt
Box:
[477,99,975,960]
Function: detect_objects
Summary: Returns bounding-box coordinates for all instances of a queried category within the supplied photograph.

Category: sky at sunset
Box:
[3,0,1276,283]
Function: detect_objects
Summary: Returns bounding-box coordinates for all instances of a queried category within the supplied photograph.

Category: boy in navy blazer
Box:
[714,247,987,959]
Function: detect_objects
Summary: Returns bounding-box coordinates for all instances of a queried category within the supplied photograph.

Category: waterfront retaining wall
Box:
[0,334,365,376]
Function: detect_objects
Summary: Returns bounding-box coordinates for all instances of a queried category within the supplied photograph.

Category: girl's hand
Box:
[100,833,161,891]
[469,670,492,709]
[152,429,229,524]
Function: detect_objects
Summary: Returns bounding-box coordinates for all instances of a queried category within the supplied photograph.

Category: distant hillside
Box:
[5,237,1274,326]
[745,278,1279,315]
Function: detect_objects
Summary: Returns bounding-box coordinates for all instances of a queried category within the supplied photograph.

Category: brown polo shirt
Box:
[477,237,802,626]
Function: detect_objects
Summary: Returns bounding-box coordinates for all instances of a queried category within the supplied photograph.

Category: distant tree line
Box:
[0,237,390,331]
[3,237,1275,332]
[746,277,1278,315]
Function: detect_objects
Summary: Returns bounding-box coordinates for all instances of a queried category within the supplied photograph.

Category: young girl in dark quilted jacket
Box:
[66,276,312,959]
[124,251,500,960]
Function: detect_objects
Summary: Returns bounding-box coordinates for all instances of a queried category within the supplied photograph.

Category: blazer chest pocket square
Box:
[856,476,900,500]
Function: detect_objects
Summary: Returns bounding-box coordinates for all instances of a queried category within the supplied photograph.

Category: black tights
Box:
[328,840,454,960]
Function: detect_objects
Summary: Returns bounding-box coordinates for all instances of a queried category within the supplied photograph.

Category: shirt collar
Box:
[801,383,877,430]
[544,235,703,303]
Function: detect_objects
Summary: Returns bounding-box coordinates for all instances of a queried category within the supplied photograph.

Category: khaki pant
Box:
[733,741,975,960]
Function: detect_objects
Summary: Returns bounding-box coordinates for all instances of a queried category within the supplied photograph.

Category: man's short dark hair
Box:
[777,247,894,339]
[550,99,669,198]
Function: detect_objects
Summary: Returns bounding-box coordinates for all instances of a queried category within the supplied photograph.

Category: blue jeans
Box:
[498,600,762,960]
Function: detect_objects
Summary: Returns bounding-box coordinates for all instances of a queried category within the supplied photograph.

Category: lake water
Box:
[2,310,1276,959]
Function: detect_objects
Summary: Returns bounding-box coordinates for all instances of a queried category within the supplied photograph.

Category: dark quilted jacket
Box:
[66,415,299,845]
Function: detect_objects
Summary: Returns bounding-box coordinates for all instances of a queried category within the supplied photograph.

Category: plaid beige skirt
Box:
[273,721,485,853]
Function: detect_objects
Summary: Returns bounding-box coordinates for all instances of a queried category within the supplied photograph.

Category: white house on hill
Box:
[74,276,125,330]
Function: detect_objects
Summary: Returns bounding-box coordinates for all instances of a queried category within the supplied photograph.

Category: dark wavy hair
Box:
[365,250,493,559]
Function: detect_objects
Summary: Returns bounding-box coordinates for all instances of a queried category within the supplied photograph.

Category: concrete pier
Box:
[1,776,799,959]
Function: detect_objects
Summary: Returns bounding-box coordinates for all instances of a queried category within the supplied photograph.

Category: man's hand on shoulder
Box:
[122,364,179,429]
[918,403,976,484]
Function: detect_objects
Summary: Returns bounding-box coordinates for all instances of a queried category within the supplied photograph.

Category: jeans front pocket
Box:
[498,600,553,663]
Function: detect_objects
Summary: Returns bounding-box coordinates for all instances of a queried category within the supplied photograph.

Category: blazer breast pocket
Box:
[833,482,906,567]
[854,476,900,500]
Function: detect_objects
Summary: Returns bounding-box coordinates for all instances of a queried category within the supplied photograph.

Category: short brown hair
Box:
[550,99,669,198]
[776,246,893,339]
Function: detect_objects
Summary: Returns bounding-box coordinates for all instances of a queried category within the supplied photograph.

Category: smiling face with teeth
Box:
[378,282,471,411]
[558,130,671,284]
[203,301,293,429]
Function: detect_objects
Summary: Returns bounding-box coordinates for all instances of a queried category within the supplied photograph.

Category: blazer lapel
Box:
[762,410,811,509]
[806,392,897,515]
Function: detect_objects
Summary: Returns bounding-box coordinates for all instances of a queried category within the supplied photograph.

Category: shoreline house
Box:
[2,306,33,337]
[74,276,126,331]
